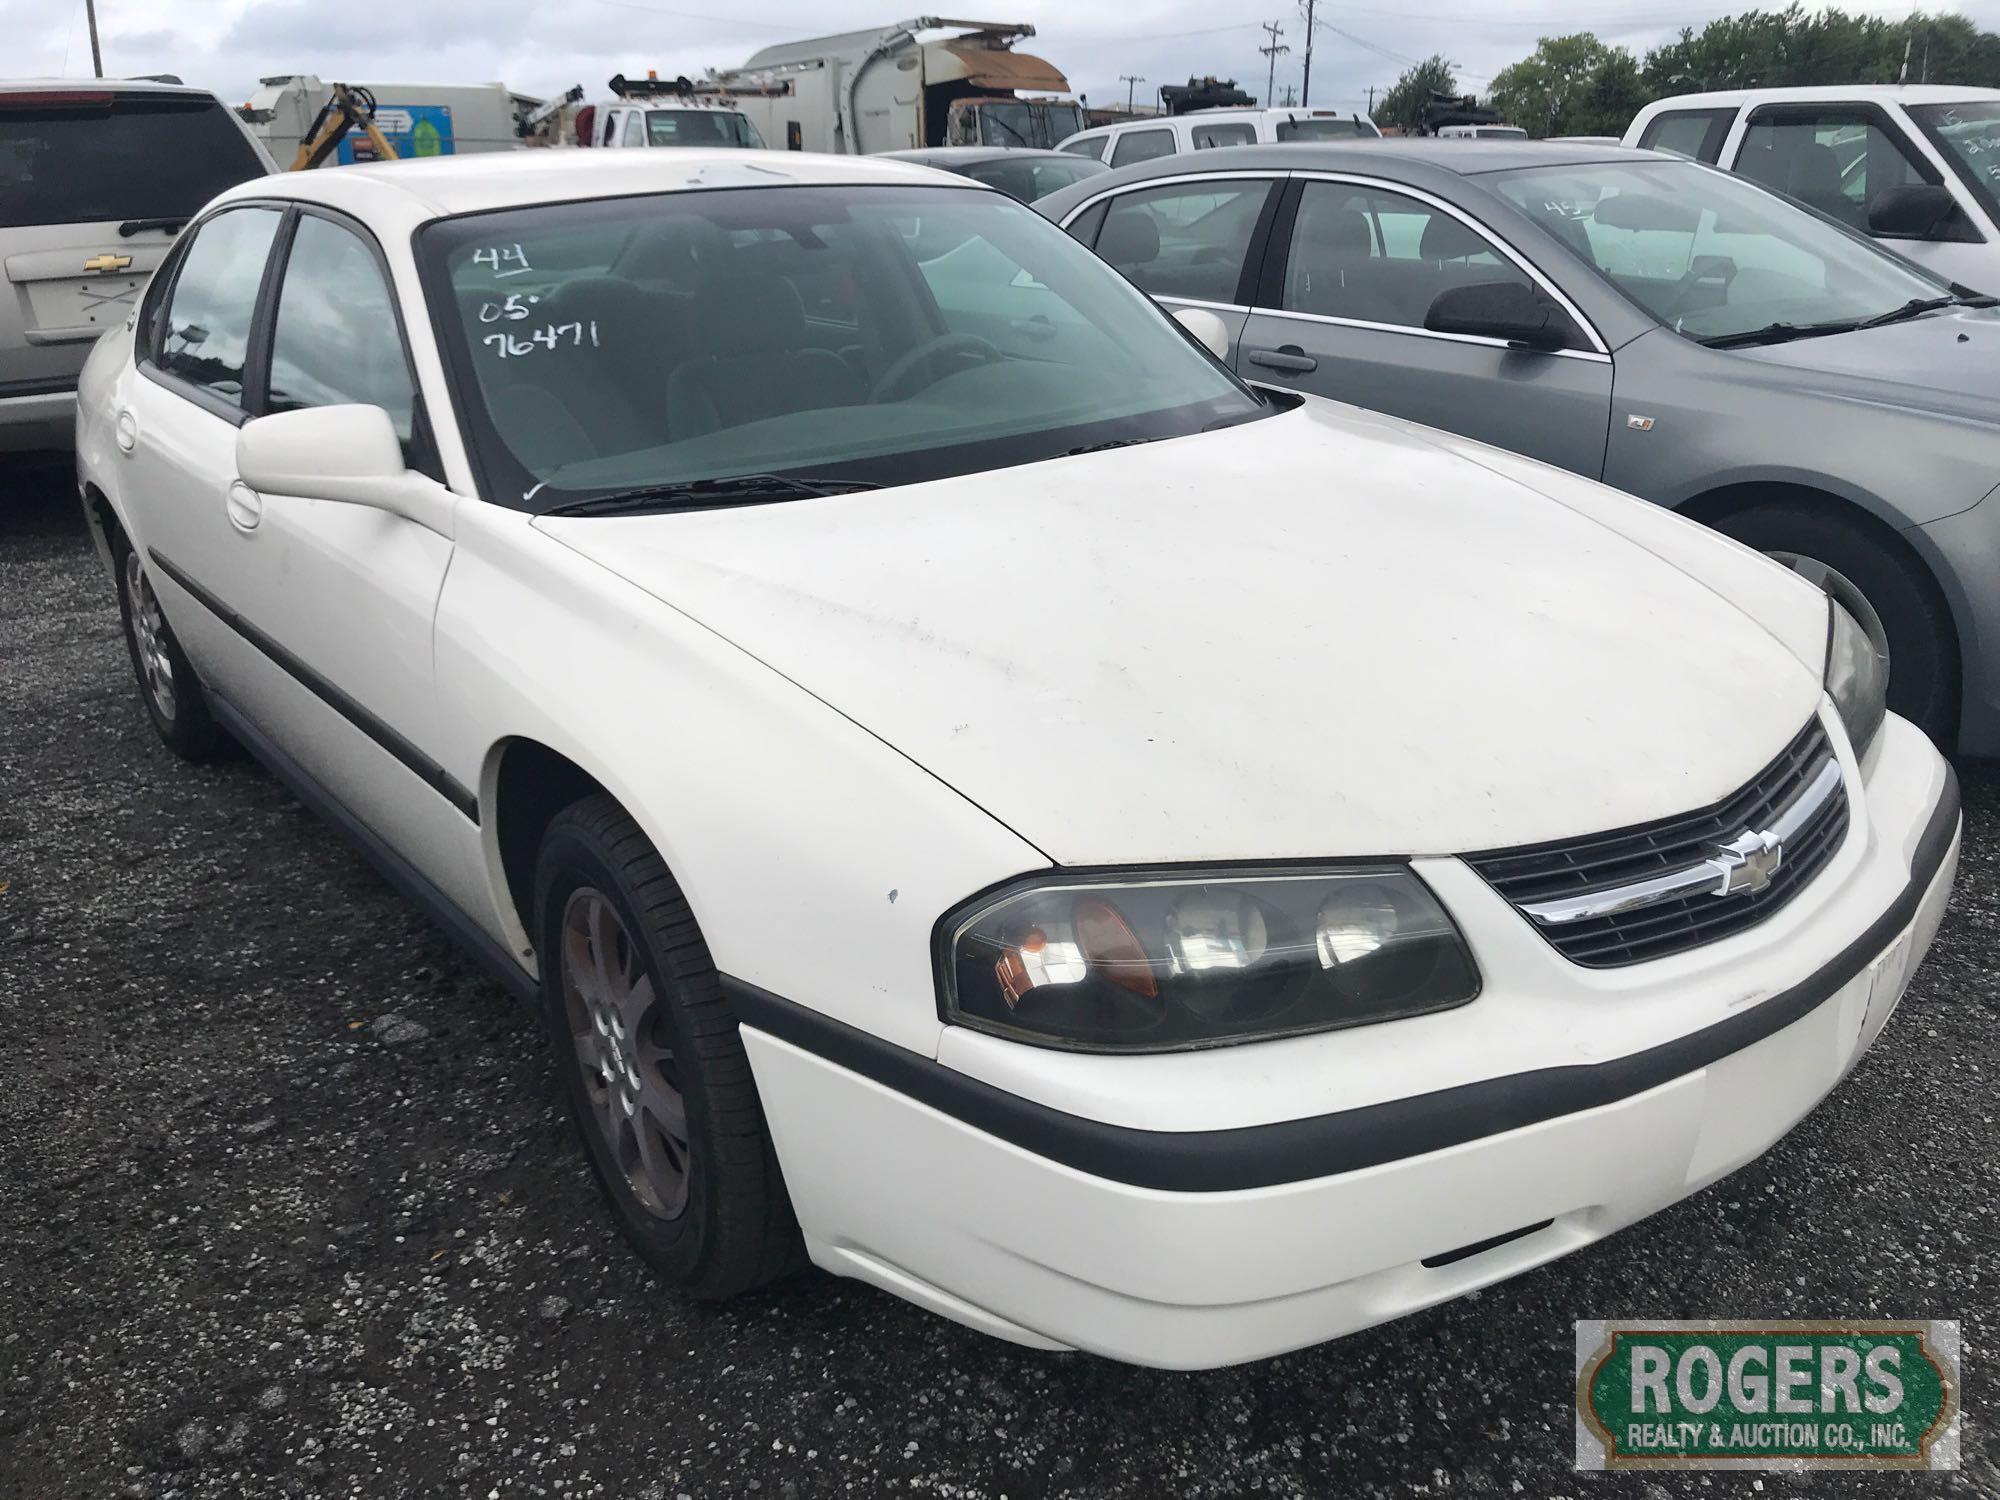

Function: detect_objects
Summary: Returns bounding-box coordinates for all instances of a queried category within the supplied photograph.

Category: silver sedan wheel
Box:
[1767,550,1892,679]
[560,887,692,1220]
[124,550,177,723]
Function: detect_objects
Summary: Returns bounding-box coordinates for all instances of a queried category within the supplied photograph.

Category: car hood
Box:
[1733,305,2000,425]
[539,401,1826,865]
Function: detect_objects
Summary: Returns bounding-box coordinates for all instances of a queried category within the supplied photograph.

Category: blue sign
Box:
[338,103,455,163]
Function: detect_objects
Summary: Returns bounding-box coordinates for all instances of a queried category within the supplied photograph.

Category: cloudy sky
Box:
[10,0,1999,115]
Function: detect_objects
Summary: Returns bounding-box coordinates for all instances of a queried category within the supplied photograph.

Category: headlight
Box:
[1825,599,1887,757]
[940,868,1479,1052]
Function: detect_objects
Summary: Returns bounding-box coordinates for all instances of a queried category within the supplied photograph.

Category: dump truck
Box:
[707,18,1084,153]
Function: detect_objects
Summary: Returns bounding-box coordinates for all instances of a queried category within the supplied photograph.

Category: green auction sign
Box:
[1576,1321,1960,1471]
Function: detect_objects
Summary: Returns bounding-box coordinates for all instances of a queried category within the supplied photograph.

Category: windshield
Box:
[645,109,762,148]
[422,184,1263,509]
[0,92,267,230]
[1490,158,1949,340]
[976,101,1086,149]
[1908,101,2000,223]
[1274,116,1377,141]
[960,154,1107,202]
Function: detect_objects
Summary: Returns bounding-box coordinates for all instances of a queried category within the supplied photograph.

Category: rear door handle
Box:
[1246,345,1318,373]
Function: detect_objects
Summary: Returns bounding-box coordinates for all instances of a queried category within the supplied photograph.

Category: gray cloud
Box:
[10,0,1999,117]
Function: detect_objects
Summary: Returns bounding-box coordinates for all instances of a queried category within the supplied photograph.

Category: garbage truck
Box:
[706,17,1085,153]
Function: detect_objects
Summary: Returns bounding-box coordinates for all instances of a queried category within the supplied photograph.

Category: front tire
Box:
[111,532,230,759]
[1713,502,1958,744]
[534,794,801,1298]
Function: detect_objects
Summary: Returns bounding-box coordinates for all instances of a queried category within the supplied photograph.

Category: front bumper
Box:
[735,713,1959,1369]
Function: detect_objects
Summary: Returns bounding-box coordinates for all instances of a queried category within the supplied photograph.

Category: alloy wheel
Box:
[124,550,177,723]
[560,886,692,1219]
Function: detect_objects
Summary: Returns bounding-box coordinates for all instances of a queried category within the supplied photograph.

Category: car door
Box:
[219,206,469,868]
[119,202,288,705]
[1235,176,1613,478]
[1062,174,1284,362]
[129,203,467,881]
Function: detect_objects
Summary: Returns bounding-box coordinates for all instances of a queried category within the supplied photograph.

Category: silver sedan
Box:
[1037,140,2000,753]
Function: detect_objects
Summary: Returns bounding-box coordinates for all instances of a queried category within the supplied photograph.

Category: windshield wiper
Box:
[1697,320,1861,349]
[1058,438,1150,457]
[985,113,1030,148]
[118,216,187,237]
[540,473,879,517]
[1855,295,1961,329]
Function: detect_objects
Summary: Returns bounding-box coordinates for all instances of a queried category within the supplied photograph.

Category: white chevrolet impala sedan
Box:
[76,149,1959,1369]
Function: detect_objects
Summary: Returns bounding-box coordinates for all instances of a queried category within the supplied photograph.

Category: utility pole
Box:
[1366,83,1376,114]
[1259,20,1290,109]
[1120,73,1145,114]
[83,0,103,76]
[1300,0,1315,106]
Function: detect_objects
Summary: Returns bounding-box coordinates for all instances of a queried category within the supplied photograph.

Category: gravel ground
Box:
[2,461,1995,1500]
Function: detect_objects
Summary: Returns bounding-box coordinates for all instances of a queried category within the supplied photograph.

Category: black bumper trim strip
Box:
[726,763,1959,1194]
[147,547,479,823]
[0,375,79,400]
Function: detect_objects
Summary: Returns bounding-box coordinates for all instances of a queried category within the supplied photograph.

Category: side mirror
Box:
[1171,305,1232,361]
[236,405,452,534]
[1869,183,1958,239]
[1425,280,1572,350]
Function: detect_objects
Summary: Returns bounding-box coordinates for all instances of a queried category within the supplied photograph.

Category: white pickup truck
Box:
[1625,85,2000,292]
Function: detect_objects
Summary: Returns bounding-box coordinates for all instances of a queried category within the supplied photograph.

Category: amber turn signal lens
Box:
[1073,896,1158,998]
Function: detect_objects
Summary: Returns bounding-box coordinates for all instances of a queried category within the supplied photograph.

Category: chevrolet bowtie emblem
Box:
[1711,828,1784,898]
[82,253,132,274]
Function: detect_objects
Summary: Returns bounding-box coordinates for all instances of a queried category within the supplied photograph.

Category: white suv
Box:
[1625,86,2000,291]
[0,78,272,455]
[1058,107,1379,168]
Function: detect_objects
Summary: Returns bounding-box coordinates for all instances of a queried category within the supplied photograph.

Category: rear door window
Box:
[1191,122,1256,149]
[1109,129,1177,168]
[1097,178,1275,303]
[1635,107,1735,163]
[152,206,283,409]
[0,91,266,230]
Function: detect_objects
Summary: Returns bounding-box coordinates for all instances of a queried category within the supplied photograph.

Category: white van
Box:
[1624,85,2000,291]
[1057,107,1379,168]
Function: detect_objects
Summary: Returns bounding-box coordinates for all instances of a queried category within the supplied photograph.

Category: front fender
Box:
[434,501,1051,1060]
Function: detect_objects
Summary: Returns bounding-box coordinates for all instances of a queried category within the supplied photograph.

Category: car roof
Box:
[880,147,1078,164]
[1046,138,1660,182]
[1640,84,2000,109]
[0,76,226,99]
[212,146,980,221]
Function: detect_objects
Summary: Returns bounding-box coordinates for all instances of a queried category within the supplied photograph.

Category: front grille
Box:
[1464,719,1849,968]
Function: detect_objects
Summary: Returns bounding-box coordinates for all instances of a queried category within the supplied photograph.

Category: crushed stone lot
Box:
[1,462,1994,1499]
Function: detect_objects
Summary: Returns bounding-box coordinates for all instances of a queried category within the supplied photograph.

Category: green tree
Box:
[1374,54,1458,132]
[1488,34,1642,138]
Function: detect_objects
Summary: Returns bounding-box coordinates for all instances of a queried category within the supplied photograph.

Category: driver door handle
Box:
[1246,345,1318,373]
[225,480,263,532]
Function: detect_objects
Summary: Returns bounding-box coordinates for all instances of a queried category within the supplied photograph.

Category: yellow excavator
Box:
[289,83,398,170]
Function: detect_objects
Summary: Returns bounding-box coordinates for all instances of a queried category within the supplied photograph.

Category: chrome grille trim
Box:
[1465,719,1850,968]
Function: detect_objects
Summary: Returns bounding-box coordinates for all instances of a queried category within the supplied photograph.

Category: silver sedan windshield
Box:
[1490,159,1948,340]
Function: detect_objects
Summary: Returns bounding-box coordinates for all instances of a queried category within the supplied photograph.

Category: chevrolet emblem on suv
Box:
[82,253,132,273]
